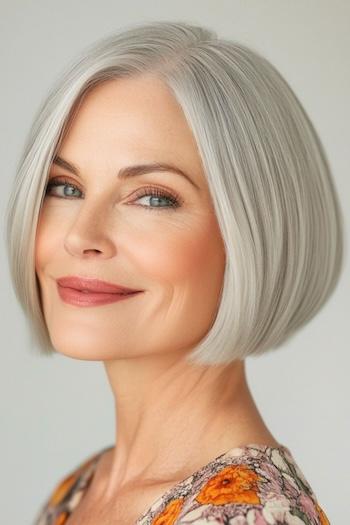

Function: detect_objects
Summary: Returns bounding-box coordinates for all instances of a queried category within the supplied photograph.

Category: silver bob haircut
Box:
[5,20,344,365]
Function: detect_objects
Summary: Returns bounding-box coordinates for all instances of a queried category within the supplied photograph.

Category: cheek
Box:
[132,213,226,293]
[35,206,67,274]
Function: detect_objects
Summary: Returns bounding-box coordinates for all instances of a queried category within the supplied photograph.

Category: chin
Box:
[50,338,138,361]
[52,345,102,361]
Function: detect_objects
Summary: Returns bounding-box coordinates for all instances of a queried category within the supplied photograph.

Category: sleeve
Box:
[31,468,79,525]
[176,499,330,524]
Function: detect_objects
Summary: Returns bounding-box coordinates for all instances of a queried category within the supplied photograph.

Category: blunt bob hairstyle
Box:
[5,20,344,365]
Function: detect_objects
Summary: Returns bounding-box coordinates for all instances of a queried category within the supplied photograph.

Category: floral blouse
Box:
[33,443,330,525]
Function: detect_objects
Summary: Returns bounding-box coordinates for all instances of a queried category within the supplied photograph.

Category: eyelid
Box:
[45,175,185,208]
[47,174,184,198]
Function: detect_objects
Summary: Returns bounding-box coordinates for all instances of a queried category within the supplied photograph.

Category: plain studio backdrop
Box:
[1,1,349,524]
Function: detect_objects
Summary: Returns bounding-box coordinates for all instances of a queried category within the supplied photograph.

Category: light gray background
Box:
[1,1,349,524]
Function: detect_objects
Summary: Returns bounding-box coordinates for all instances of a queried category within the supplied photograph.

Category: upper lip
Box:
[56,276,142,294]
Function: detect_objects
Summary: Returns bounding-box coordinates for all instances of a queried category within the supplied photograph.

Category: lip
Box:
[57,284,142,307]
[56,276,141,294]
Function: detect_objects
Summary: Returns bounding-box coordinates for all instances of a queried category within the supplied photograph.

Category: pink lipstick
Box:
[56,276,143,307]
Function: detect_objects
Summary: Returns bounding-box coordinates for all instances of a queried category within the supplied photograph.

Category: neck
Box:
[97,354,277,503]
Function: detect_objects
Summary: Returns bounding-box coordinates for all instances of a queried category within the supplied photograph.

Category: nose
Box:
[64,201,116,259]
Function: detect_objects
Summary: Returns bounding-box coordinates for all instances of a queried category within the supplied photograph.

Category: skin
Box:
[35,74,279,519]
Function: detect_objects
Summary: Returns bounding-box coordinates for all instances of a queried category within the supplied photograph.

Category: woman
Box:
[5,21,342,525]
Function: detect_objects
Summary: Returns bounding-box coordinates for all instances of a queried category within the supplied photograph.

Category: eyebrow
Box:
[52,155,200,191]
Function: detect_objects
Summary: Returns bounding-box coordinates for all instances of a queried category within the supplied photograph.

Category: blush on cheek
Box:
[134,219,225,291]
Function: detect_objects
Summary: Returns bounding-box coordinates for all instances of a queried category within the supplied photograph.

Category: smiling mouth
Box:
[77,288,135,295]
[56,284,143,307]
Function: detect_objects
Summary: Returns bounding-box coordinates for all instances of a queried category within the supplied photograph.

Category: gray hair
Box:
[4,20,344,365]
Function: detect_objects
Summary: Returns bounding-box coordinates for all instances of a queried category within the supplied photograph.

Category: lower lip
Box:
[57,284,142,306]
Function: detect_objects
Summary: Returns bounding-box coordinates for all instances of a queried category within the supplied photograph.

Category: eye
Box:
[130,185,182,211]
[44,178,183,211]
[45,177,82,199]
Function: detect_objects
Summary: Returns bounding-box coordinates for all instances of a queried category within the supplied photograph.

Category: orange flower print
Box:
[315,502,330,525]
[151,498,185,525]
[196,464,262,506]
[53,511,69,524]
[49,454,97,506]
[49,473,78,506]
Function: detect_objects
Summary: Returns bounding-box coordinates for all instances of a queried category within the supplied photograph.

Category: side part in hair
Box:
[4,21,344,364]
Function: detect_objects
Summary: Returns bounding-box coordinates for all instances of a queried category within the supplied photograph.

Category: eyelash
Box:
[44,177,183,211]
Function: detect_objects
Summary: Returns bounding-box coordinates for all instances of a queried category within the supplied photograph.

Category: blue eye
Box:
[45,178,81,198]
[44,178,182,211]
[132,186,180,210]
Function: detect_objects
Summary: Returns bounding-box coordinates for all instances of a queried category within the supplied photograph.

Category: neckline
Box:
[80,442,291,524]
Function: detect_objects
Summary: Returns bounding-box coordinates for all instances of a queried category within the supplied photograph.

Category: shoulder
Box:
[32,447,106,525]
[147,445,330,525]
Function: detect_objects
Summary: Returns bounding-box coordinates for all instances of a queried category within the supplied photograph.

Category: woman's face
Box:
[35,75,226,360]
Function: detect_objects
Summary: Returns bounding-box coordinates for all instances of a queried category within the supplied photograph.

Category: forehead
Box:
[61,75,203,174]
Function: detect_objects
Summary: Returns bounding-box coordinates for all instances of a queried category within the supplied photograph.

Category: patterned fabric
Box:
[33,443,330,525]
